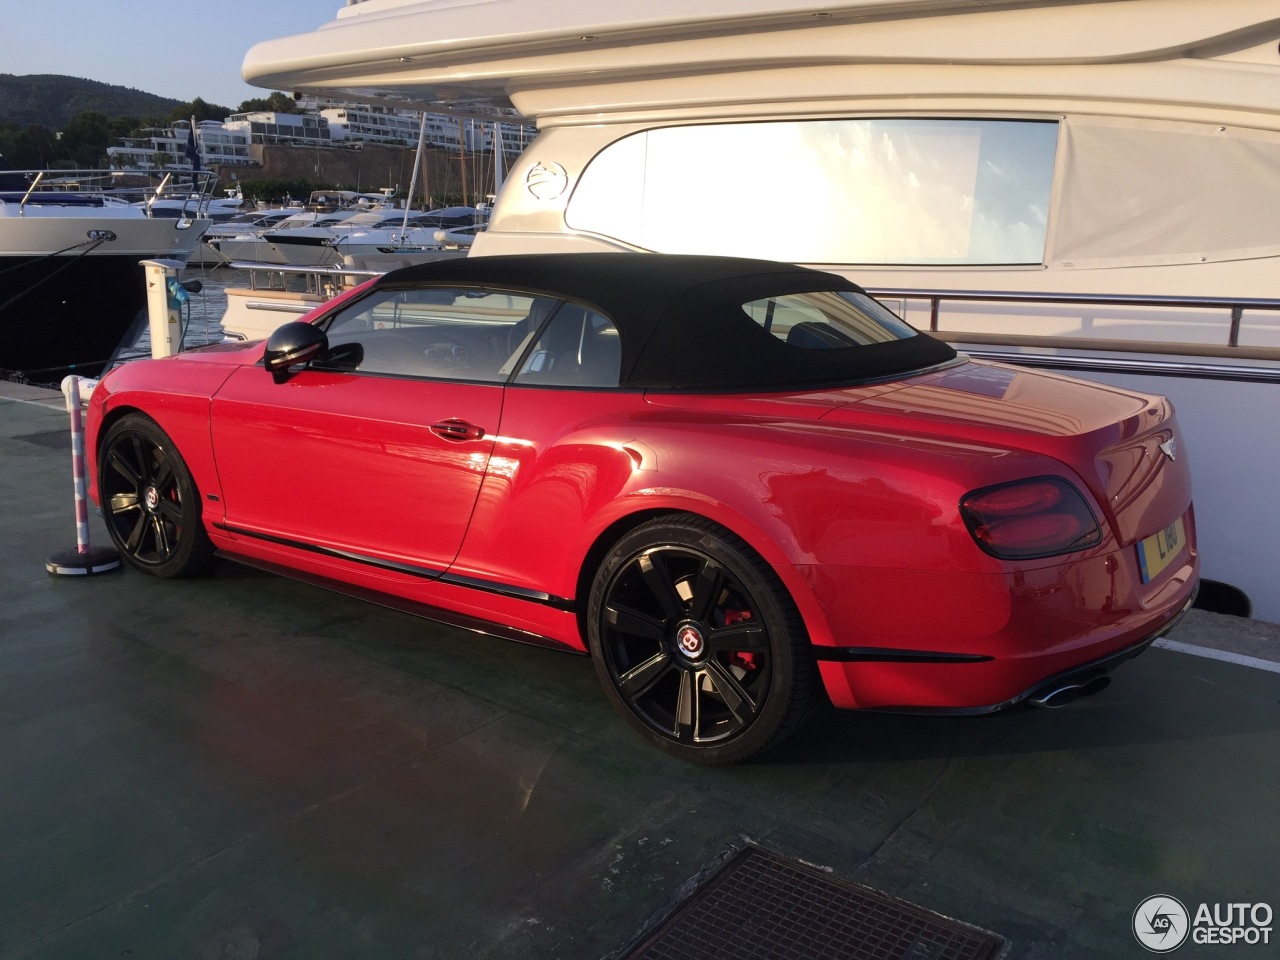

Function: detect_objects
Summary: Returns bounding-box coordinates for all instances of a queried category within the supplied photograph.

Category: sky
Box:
[0,1,341,110]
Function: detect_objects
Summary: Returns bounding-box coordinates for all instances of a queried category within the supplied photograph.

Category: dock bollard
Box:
[46,375,121,576]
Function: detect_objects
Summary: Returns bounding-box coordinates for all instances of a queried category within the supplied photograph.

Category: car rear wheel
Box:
[99,413,214,579]
[588,516,817,763]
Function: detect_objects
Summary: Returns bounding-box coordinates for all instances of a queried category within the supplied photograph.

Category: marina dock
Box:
[3,382,1277,959]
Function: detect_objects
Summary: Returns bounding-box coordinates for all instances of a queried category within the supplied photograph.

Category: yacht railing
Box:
[143,172,175,218]
[2,168,222,218]
[228,261,383,297]
[864,287,1280,384]
[17,171,46,217]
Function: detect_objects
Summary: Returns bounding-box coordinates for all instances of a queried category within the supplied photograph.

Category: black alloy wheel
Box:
[99,413,215,579]
[588,515,817,763]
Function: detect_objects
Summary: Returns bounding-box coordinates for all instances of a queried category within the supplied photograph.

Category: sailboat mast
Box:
[401,110,429,235]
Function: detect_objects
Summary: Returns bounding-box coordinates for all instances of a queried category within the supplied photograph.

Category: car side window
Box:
[313,286,559,382]
[512,307,621,388]
[742,290,919,348]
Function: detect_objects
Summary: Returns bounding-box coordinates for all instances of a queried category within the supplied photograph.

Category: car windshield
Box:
[742,290,918,349]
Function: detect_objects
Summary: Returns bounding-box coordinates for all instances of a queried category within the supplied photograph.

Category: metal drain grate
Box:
[14,430,71,450]
[625,846,1005,960]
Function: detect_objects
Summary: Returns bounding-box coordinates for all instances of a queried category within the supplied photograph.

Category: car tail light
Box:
[960,476,1102,560]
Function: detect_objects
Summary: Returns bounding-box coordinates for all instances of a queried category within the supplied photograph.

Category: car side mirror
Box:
[311,340,364,372]
[264,322,328,383]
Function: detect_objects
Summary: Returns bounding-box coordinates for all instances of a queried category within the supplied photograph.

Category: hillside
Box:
[0,74,184,129]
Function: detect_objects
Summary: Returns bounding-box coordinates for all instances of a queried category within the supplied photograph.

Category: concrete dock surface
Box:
[3,385,1277,959]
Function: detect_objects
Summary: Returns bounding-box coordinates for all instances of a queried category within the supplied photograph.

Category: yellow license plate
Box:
[1137,516,1186,584]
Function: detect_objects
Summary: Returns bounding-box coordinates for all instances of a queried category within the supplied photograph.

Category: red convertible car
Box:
[86,254,1198,762]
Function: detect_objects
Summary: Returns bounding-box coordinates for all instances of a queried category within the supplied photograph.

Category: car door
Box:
[211,284,554,574]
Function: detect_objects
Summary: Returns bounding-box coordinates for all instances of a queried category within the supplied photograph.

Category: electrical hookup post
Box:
[45,376,120,576]
[142,259,187,359]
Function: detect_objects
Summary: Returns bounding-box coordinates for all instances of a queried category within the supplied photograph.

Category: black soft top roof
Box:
[377,253,956,390]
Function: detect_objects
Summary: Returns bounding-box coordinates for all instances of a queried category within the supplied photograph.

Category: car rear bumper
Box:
[809,542,1198,711]
[848,584,1197,715]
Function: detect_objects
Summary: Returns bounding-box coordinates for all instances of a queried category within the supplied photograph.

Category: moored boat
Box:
[0,164,212,381]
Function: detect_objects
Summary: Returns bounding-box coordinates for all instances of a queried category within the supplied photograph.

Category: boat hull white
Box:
[0,214,208,379]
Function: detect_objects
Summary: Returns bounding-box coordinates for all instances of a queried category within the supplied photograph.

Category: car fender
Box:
[86,357,242,513]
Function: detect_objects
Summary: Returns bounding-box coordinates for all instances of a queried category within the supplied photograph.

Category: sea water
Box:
[120,265,243,360]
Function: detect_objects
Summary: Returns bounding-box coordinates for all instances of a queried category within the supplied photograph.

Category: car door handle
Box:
[430,418,487,441]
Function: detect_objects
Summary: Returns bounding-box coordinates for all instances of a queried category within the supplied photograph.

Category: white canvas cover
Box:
[1050,116,1280,269]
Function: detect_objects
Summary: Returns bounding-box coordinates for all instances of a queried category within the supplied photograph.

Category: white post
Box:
[45,376,121,576]
[141,259,185,358]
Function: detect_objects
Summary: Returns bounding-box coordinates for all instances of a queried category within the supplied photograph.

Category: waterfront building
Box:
[223,111,333,148]
[105,120,253,172]
[194,120,254,167]
[106,126,190,171]
[300,94,533,155]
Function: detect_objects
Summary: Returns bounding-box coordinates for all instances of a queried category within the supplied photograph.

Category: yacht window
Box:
[567,119,1058,265]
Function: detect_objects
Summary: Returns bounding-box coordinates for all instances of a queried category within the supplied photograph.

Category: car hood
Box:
[822,359,1189,544]
[169,338,268,366]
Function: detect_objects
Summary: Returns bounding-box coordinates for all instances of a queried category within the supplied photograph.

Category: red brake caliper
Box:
[723,609,757,671]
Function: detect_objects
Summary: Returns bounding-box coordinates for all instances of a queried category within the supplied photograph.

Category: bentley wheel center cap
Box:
[144,486,160,512]
[676,623,705,659]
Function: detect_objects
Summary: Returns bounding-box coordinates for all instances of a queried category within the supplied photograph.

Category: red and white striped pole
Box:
[46,375,121,576]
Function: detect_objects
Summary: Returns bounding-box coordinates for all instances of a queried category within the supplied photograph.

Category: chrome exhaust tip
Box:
[1028,684,1084,709]
[1028,674,1111,709]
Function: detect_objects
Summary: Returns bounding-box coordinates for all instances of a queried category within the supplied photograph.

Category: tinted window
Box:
[567,119,1058,265]
[513,307,621,388]
[743,290,918,348]
[315,287,557,382]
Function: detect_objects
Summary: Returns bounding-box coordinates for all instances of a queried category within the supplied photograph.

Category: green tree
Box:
[109,116,141,141]
[15,124,59,168]
[58,112,114,166]
[237,177,319,203]
[236,91,300,115]
[164,96,233,124]
[0,121,23,163]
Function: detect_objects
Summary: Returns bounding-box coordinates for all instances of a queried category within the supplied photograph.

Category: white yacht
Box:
[248,189,402,265]
[242,0,1280,620]
[0,163,210,379]
[199,208,295,264]
[257,209,379,266]
[326,206,481,260]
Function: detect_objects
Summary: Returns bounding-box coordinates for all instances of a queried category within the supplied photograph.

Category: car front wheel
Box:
[588,516,817,763]
[99,413,215,579]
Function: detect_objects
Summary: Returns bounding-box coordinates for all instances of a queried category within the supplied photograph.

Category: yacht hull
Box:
[0,217,208,381]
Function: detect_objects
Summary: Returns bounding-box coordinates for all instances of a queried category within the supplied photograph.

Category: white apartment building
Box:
[319,103,430,146]
[299,95,533,155]
[194,121,253,167]
[105,120,253,171]
[106,126,189,171]
[223,111,333,147]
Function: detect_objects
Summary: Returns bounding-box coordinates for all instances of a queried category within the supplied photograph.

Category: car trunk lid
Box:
[819,360,1193,545]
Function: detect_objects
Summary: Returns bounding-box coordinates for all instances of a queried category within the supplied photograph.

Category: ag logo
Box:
[525,160,569,200]
[1134,895,1190,953]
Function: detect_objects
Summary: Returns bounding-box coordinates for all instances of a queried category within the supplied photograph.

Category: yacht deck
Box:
[3,382,1277,959]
